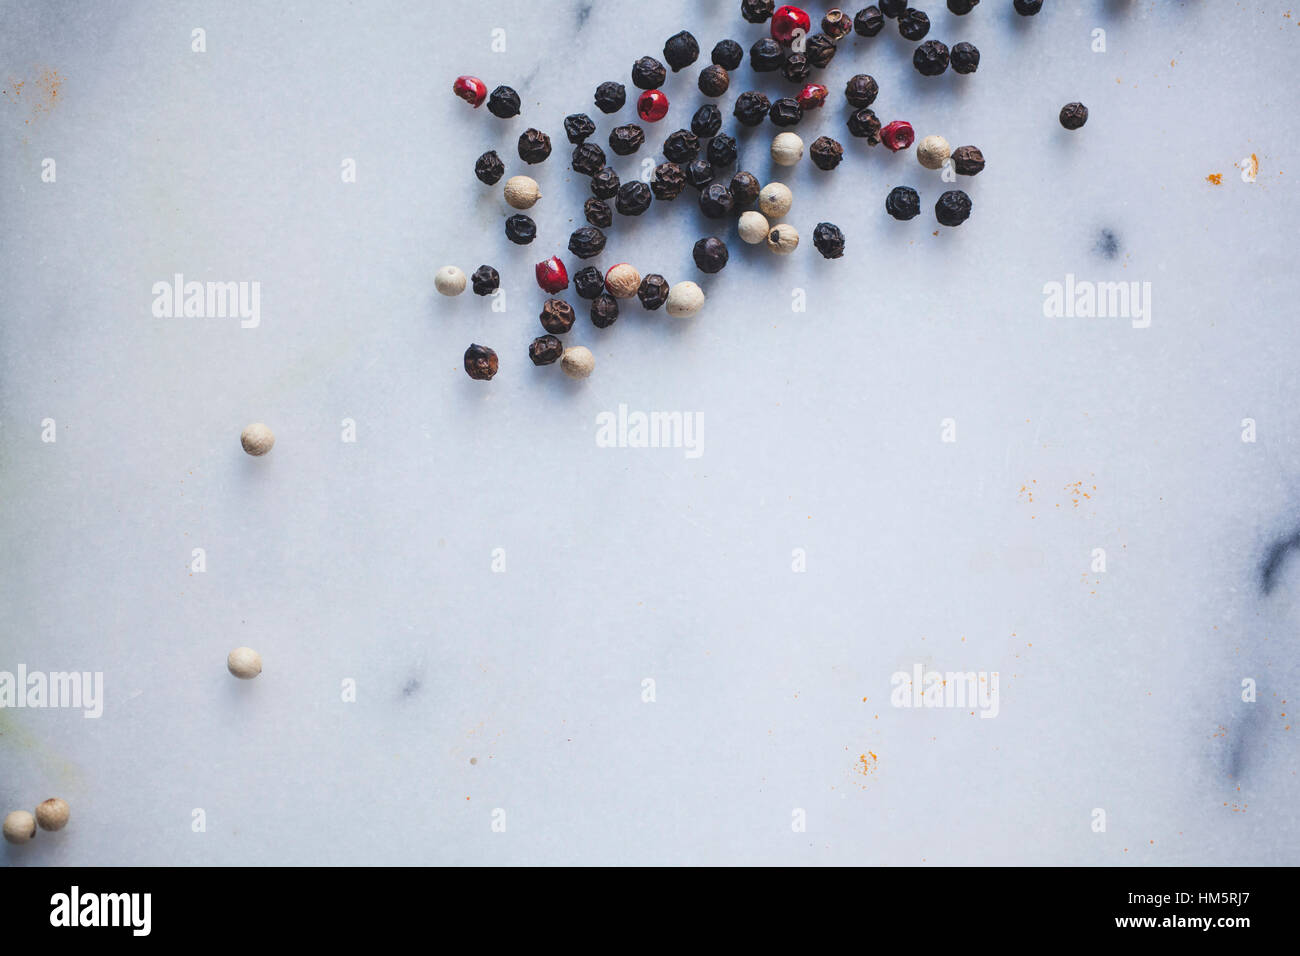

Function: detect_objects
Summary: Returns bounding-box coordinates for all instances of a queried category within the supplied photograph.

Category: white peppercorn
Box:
[3,810,36,844]
[434,265,467,296]
[35,798,69,832]
[771,132,804,167]
[227,646,263,679]
[758,182,793,218]
[738,210,770,244]
[665,281,705,317]
[240,423,275,457]
[604,263,642,299]
[561,345,595,379]
[916,135,951,170]
[503,175,541,209]
[767,224,800,255]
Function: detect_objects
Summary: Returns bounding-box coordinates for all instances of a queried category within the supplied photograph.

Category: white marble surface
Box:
[1,0,1298,865]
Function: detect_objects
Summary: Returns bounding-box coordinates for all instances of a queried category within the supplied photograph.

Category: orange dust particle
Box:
[1206,173,1223,185]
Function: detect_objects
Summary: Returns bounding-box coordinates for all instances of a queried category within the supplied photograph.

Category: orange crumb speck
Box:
[1206,173,1223,185]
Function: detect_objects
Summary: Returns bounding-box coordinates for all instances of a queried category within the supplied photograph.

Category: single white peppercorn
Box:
[503,175,541,209]
[434,265,467,296]
[2,810,36,844]
[758,182,793,218]
[227,646,262,679]
[561,346,595,379]
[35,798,69,832]
[604,263,641,299]
[767,224,800,255]
[916,135,951,170]
[240,423,275,457]
[738,210,770,244]
[665,281,705,317]
[771,132,804,167]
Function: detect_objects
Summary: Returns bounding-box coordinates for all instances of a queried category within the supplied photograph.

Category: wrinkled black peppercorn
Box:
[885,186,920,220]
[487,85,521,118]
[464,344,498,381]
[880,0,907,15]
[1059,102,1089,130]
[707,133,738,168]
[691,104,723,138]
[474,150,505,185]
[684,158,715,190]
[699,183,734,218]
[564,113,596,144]
[609,124,646,156]
[810,136,844,170]
[845,74,879,108]
[572,142,607,176]
[591,293,620,328]
[594,81,626,114]
[663,31,699,72]
[529,334,564,366]
[504,214,536,244]
[769,97,803,127]
[951,145,985,175]
[897,9,929,41]
[750,37,783,72]
[632,56,667,90]
[823,9,853,38]
[615,181,653,216]
[693,237,728,274]
[730,171,761,208]
[590,166,620,199]
[573,266,605,300]
[1014,0,1042,14]
[651,162,687,200]
[805,34,836,68]
[913,40,949,76]
[948,0,979,12]
[568,226,607,259]
[813,222,846,259]
[470,265,499,296]
[699,64,730,97]
[742,0,775,23]
[781,53,811,83]
[712,39,744,70]
[734,91,771,127]
[951,42,980,74]
[847,108,881,143]
[518,128,552,164]
[855,6,884,35]
[637,274,670,310]
[935,189,972,226]
[540,298,576,334]
[663,129,700,164]
[584,197,613,227]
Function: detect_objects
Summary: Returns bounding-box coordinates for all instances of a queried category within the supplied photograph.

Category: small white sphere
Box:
[561,346,595,379]
[758,182,793,219]
[767,224,800,255]
[604,263,641,299]
[738,210,770,244]
[3,810,36,844]
[771,132,804,167]
[35,798,70,832]
[227,646,263,680]
[916,135,952,171]
[503,175,541,209]
[665,281,705,318]
[240,423,275,457]
[434,265,467,296]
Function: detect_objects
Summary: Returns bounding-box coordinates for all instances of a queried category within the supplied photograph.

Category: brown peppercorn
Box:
[1059,102,1089,130]
[540,298,576,334]
[951,145,985,175]
[590,293,619,328]
[463,343,498,380]
[584,197,613,227]
[698,64,730,97]
[730,171,761,208]
[847,108,882,144]
[637,274,670,310]
[651,162,686,200]
[529,335,564,366]
[809,136,844,170]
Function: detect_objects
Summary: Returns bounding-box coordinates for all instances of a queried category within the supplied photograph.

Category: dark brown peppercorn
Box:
[573,266,605,300]
[1014,0,1042,13]
[734,91,771,127]
[609,124,645,156]
[948,0,979,12]
[813,222,846,259]
[845,74,878,108]
[781,53,811,83]
[805,34,836,68]
[691,104,723,138]
[540,299,576,334]
[897,9,929,41]
[698,64,730,97]
[707,133,737,168]
[730,171,761,208]
[564,113,596,144]
[913,40,949,76]
[693,237,728,274]
[464,344,498,381]
[518,128,552,164]
[590,166,620,199]
[847,108,881,143]
[855,6,884,35]
[886,186,920,220]
[572,142,606,176]
[951,145,985,175]
[470,265,499,296]
[615,181,653,216]
[632,56,667,90]
[584,197,612,227]
[935,189,972,227]
[594,81,626,114]
[742,0,775,23]
[822,9,853,38]
[487,85,520,118]
[529,334,564,366]
[1060,102,1089,130]
[651,162,687,200]
[474,150,505,185]
[810,136,844,170]
[750,37,783,72]
[504,214,536,244]
[769,97,803,127]
[568,226,607,259]
[684,158,714,190]
[880,0,907,14]
[699,183,734,218]
[663,31,699,72]
[663,129,700,164]
[712,39,743,70]
[590,293,619,328]
[950,42,979,74]
[637,274,670,310]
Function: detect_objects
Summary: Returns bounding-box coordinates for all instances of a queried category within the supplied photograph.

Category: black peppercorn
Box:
[880,0,907,15]
[637,274,670,310]
[487,85,521,118]
[734,91,771,127]
[609,124,646,156]
[662,130,700,164]
[779,54,809,83]
[693,237,728,274]
[590,166,620,199]
[823,9,853,38]
[1014,0,1042,14]
[590,293,620,328]
[813,222,846,259]
[730,171,760,208]
[568,226,607,259]
[1059,102,1089,130]
[913,40,949,76]
[810,136,844,170]
[951,145,985,175]
[847,108,881,143]
[540,298,577,334]
[885,186,920,220]
[572,142,607,176]
[855,6,884,35]
[504,213,536,244]
[769,97,802,127]
[699,64,730,97]
[470,265,499,296]
[750,37,783,72]
[632,56,667,90]
[935,189,972,226]
[805,34,836,68]
[699,183,734,218]
[663,30,699,72]
[707,133,738,168]
[651,162,687,200]
[529,334,564,366]
[573,266,605,300]
[564,113,596,144]
[584,197,613,227]
[691,104,723,138]
[594,81,626,114]
[844,75,878,108]
[742,0,775,23]
[615,180,653,216]
[684,158,715,190]
[898,9,929,41]
[951,42,980,74]
[474,150,505,185]
[464,344,498,381]
[518,128,552,164]
[712,39,744,70]
[948,0,979,12]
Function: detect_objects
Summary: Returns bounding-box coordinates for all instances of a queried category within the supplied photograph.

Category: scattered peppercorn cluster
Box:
[443,2,1088,381]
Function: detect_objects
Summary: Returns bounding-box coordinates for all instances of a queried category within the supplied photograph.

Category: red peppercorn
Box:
[770,5,811,43]
[452,75,487,108]
[636,89,670,123]
[880,120,915,152]
[535,256,569,294]
[797,83,827,110]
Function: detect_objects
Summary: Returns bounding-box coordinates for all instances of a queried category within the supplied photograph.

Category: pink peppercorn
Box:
[452,75,487,108]
[535,256,569,294]
[771,6,812,43]
[881,121,915,152]
[637,89,670,123]
[796,83,827,110]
